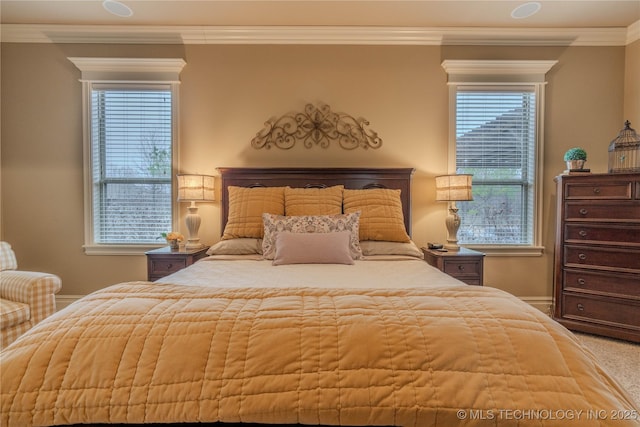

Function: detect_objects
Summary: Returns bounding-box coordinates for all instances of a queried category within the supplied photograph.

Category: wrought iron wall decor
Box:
[251,103,382,150]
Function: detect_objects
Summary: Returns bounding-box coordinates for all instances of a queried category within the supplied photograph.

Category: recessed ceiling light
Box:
[102,0,133,18]
[511,2,542,19]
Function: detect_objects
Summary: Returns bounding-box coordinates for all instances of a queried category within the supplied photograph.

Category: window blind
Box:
[91,85,173,244]
[455,86,536,245]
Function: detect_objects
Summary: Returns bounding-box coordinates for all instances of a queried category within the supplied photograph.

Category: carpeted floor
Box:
[574,332,640,407]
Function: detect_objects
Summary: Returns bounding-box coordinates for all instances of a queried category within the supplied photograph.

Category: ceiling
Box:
[2,1,639,45]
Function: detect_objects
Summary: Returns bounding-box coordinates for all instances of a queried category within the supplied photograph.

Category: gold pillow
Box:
[284,185,344,216]
[222,186,285,239]
[343,188,410,242]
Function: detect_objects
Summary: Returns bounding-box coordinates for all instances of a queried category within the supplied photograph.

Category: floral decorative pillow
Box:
[262,212,362,260]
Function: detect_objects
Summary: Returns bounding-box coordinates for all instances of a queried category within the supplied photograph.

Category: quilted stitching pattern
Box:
[284,185,344,216]
[222,186,285,239]
[2,283,637,426]
[343,189,410,242]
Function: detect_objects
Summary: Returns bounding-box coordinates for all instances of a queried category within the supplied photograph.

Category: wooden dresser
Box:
[553,173,640,343]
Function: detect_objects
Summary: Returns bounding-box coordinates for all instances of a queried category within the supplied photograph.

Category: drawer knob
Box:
[578,230,587,237]
[577,278,586,286]
[593,187,600,194]
[458,265,465,271]
[578,253,587,261]
[167,263,173,269]
[577,303,585,311]
[579,208,588,215]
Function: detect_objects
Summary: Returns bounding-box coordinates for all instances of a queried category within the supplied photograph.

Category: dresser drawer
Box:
[443,259,482,278]
[564,180,632,199]
[562,293,640,331]
[564,245,640,273]
[564,223,640,246]
[563,269,640,298]
[564,202,640,221]
[149,257,187,276]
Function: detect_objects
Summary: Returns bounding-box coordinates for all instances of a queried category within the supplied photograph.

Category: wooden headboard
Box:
[217,167,415,236]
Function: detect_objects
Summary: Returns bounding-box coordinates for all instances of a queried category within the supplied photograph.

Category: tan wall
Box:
[0,42,627,299]
[625,39,640,125]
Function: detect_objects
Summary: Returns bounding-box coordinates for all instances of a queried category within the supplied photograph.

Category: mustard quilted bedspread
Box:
[1,283,638,426]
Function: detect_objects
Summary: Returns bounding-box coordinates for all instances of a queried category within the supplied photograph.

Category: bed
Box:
[1,167,638,427]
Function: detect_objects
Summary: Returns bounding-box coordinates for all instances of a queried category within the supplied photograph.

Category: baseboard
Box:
[520,296,553,315]
[56,295,84,311]
[57,294,554,315]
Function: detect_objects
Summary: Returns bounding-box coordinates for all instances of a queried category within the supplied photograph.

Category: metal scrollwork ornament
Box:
[251,103,382,150]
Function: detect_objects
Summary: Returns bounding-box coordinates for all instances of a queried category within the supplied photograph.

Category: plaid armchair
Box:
[0,241,62,349]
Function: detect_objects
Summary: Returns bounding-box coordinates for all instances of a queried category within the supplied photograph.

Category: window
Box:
[455,87,536,245]
[442,60,556,254]
[91,85,173,244]
[69,58,186,254]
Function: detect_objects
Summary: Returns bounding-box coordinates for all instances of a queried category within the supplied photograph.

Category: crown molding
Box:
[440,27,629,46]
[182,26,444,45]
[0,24,634,46]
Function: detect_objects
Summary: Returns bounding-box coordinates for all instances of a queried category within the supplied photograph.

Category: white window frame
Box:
[69,57,186,255]
[441,60,557,256]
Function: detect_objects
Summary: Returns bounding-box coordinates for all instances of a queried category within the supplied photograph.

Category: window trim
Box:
[69,57,186,255]
[442,60,557,256]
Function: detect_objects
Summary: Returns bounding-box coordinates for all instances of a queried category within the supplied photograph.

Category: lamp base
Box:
[444,203,461,252]
[444,243,460,251]
[185,240,203,250]
[184,202,204,250]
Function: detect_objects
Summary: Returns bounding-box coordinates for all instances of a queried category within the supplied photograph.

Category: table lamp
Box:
[177,174,215,249]
[435,174,473,251]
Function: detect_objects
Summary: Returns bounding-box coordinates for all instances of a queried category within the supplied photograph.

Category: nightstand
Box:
[422,247,485,286]
[145,246,209,281]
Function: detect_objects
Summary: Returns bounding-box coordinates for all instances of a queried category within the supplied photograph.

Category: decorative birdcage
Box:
[608,121,640,173]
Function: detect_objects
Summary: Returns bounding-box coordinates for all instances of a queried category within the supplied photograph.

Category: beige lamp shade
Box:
[177,174,215,201]
[435,174,473,202]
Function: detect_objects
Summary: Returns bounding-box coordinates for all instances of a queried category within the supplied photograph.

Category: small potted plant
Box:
[161,231,184,250]
[564,147,587,170]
